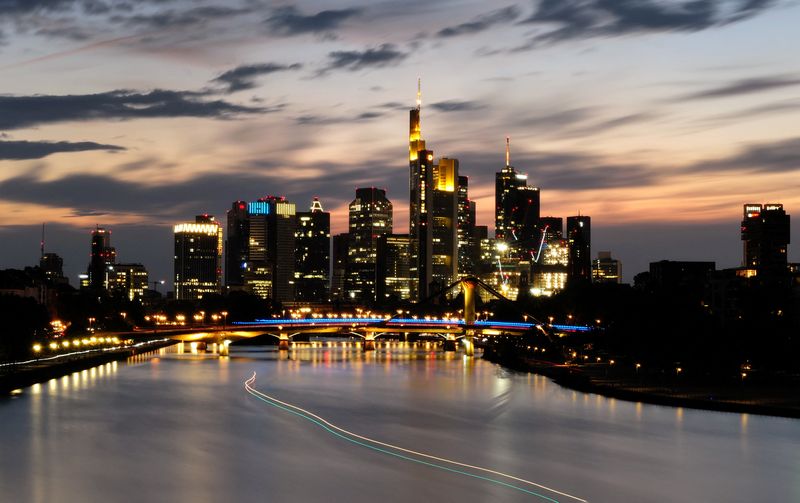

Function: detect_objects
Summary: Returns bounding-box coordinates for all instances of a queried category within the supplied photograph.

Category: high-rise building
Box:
[592,251,621,284]
[174,215,222,300]
[457,175,476,276]
[346,188,393,303]
[87,226,116,290]
[225,201,249,289]
[295,197,331,302]
[495,138,540,248]
[40,253,65,284]
[408,83,459,299]
[331,233,349,301]
[531,237,569,296]
[376,234,413,301]
[244,196,297,302]
[741,203,790,278]
[567,215,591,285]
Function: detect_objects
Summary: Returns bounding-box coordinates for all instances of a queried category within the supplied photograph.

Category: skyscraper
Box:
[346,188,393,303]
[376,234,413,301]
[331,233,350,301]
[741,203,790,279]
[225,201,249,289]
[592,251,622,284]
[244,196,297,302]
[494,138,540,250]
[567,215,591,285]
[408,83,459,299]
[40,253,65,284]
[174,215,222,300]
[87,226,116,290]
[110,263,149,301]
[295,197,331,302]
[457,175,476,275]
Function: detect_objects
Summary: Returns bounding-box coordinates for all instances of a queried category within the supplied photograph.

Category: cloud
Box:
[0,89,269,130]
[322,44,408,73]
[516,0,778,49]
[675,74,800,100]
[110,6,252,30]
[436,5,521,37]
[0,140,125,160]
[295,111,385,125]
[690,137,800,174]
[264,5,363,37]
[210,62,303,93]
[429,100,486,112]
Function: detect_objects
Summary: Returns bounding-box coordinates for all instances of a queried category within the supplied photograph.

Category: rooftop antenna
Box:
[416,77,421,111]
[40,222,45,259]
[506,136,511,167]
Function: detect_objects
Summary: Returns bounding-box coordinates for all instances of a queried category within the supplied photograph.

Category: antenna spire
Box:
[506,136,511,167]
[40,222,45,259]
[416,77,421,111]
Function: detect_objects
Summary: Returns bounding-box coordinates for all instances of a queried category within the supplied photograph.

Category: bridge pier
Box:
[443,335,457,352]
[462,278,477,357]
[278,332,290,351]
[363,333,376,352]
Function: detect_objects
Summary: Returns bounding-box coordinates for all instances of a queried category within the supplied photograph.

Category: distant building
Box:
[376,234,413,301]
[592,251,622,284]
[495,138,540,248]
[174,215,223,300]
[457,175,477,276]
[244,196,297,302]
[532,237,569,296]
[567,216,591,285]
[87,226,116,290]
[295,197,331,302]
[346,188,392,303]
[331,233,349,301]
[649,260,715,293]
[741,203,790,280]
[431,157,459,292]
[225,201,249,289]
[110,263,149,301]
[40,253,66,284]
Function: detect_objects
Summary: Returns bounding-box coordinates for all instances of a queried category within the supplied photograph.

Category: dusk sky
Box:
[1,0,799,285]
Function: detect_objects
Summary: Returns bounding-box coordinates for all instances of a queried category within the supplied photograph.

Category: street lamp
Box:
[221,311,228,330]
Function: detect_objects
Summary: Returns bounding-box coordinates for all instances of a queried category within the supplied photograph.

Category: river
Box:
[1,341,798,503]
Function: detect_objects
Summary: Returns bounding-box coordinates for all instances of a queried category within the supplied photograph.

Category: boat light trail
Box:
[244,372,587,503]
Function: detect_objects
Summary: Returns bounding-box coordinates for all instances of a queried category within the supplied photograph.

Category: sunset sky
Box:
[1,0,799,284]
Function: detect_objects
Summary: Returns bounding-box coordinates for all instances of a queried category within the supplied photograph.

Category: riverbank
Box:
[483,348,800,419]
[0,339,175,395]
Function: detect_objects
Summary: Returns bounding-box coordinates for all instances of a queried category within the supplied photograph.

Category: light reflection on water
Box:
[0,342,798,503]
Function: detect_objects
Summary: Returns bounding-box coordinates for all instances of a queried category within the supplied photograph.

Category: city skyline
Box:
[1,0,800,284]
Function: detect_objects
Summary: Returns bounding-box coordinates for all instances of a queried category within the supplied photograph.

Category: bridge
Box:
[167,278,590,356]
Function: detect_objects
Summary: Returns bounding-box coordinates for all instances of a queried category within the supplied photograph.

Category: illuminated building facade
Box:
[174,215,223,300]
[376,234,413,301]
[87,226,116,290]
[244,196,297,302]
[531,238,569,296]
[346,188,393,303]
[295,197,331,302]
[592,251,621,284]
[431,157,459,291]
[567,215,592,285]
[741,203,790,279]
[110,263,149,301]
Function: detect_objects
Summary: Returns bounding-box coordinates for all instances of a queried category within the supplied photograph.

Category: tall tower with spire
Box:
[495,137,539,245]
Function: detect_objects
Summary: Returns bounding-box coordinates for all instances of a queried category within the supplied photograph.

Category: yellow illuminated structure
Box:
[174,215,223,300]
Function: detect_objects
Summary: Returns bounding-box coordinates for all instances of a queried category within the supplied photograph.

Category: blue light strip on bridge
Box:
[550,324,591,332]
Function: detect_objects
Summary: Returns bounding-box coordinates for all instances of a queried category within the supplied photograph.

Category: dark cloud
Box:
[322,44,408,73]
[110,6,252,29]
[0,140,124,160]
[676,75,800,100]
[0,0,74,14]
[516,0,778,48]
[264,5,363,37]
[0,89,269,130]
[295,111,385,125]
[690,137,800,174]
[210,62,303,93]
[436,5,521,37]
[429,100,486,112]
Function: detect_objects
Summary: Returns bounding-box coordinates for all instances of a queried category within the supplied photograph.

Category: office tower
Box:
[495,138,540,246]
[331,233,349,301]
[346,188,393,303]
[87,226,116,290]
[537,217,563,240]
[531,237,569,296]
[431,157,459,291]
[457,175,476,276]
[592,251,622,284]
[110,263,149,301]
[741,203,790,278]
[567,215,591,285]
[174,215,223,300]
[376,234,413,301]
[295,197,331,302]
[40,253,65,284]
[244,196,297,302]
[225,201,249,289]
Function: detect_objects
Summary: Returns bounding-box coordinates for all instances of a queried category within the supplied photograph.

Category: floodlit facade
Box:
[243,196,297,302]
[346,188,393,302]
[174,215,222,300]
